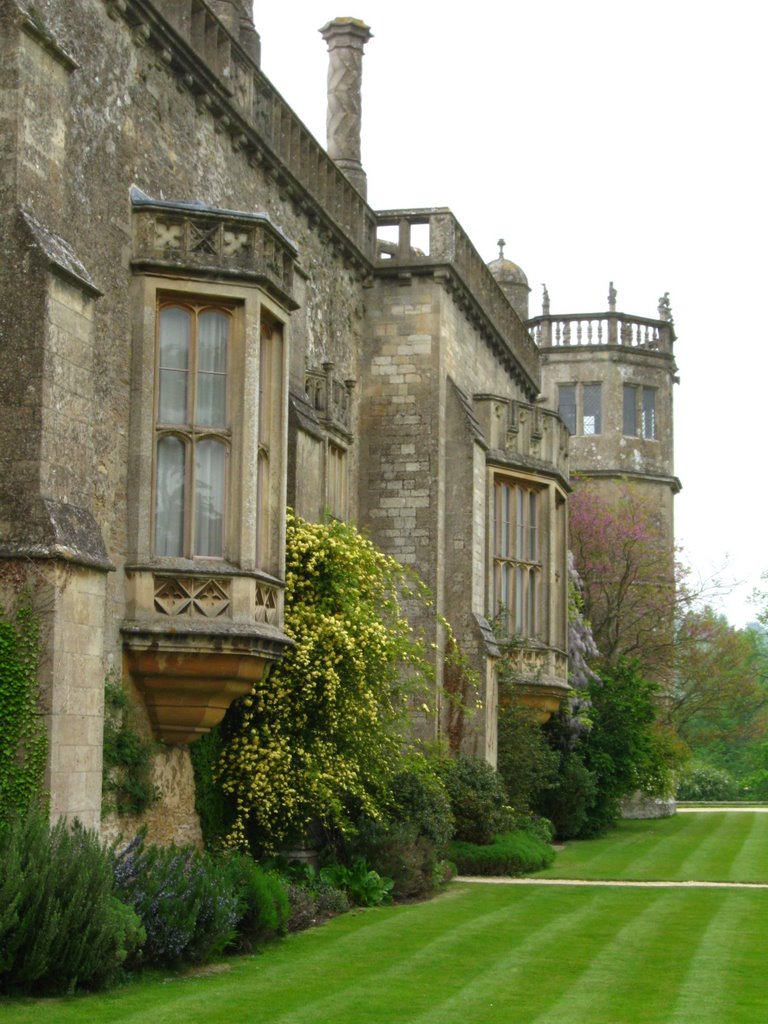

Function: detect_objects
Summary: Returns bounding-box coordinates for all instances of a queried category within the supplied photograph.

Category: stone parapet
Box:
[105,0,377,265]
[375,210,541,399]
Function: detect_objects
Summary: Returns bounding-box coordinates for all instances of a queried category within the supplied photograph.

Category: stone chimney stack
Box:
[320,18,372,199]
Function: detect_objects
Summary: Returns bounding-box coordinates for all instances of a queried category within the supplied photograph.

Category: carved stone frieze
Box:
[304,363,354,436]
[154,575,231,618]
[130,188,298,307]
[254,581,279,625]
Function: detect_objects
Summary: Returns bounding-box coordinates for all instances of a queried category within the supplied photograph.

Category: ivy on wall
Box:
[102,675,158,816]
[0,602,47,820]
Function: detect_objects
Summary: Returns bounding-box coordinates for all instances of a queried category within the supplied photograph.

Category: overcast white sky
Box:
[254,1,767,627]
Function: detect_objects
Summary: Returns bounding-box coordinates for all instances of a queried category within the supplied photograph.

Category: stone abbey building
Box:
[0,0,677,841]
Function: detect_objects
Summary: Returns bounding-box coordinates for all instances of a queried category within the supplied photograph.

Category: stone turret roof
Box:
[487,257,529,289]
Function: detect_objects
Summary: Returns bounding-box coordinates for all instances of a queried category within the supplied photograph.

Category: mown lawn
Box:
[3,812,768,1024]
[536,810,768,882]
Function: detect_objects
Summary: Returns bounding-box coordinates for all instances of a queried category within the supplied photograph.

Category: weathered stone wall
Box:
[1,0,372,837]
[0,560,107,831]
[361,273,570,754]
[541,345,676,480]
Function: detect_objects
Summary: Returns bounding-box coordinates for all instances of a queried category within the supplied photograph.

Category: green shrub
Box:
[315,881,351,917]
[675,763,739,801]
[0,810,144,995]
[190,724,236,849]
[113,833,239,966]
[740,769,768,800]
[222,853,289,948]
[352,825,437,900]
[319,859,393,906]
[438,754,512,845]
[539,659,671,839]
[283,880,350,932]
[536,750,598,840]
[509,811,555,845]
[350,754,454,898]
[449,829,555,876]
[284,883,319,932]
[496,680,560,813]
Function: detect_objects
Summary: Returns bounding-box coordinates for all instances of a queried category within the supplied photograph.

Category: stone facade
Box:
[0,0,636,840]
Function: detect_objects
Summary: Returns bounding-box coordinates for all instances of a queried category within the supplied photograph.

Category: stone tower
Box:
[528,283,681,679]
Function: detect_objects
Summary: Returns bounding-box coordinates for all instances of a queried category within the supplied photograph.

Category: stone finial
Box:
[320,18,373,199]
[608,281,617,311]
[497,238,506,260]
[542,284,550,315]
[658,292,672,321]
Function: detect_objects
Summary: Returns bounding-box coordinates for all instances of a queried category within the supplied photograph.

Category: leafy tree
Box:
[539,659,673,838]
[668,608,768,774]
[569,480,682,678]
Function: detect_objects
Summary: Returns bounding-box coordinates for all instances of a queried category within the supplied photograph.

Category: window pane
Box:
[502,484,511,558]
[195,439,226,557]
[623,384,637,436]
[642,388,656,439]
[582,383,601,435]
[197,311,228,427]
[558,385,577,435]
[515,566,524,633]
[529,491,538,561]
[528,570,537,637]
[155,436,185,556]
[328,445,346,519]
[515,488,524,560]
[159,307,190,424]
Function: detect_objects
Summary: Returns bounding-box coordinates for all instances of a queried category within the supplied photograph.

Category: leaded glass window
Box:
[154,301,231,558]
[558,384,577,435]
[493,479,541,638]
[582,383,602,435]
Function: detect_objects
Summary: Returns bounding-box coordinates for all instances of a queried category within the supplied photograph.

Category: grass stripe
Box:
[538,812,768,883]
[263,887,556,1024]
[668,890,768,1024]
[391,887,622,1024]
[527,889,726,1024]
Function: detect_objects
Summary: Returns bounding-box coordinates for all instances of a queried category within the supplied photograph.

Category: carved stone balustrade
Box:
[502,645,570,721]
[528,311,675,355]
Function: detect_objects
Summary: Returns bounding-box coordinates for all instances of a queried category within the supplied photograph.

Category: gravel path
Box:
[677,806,768,812]
[456,877,768,889]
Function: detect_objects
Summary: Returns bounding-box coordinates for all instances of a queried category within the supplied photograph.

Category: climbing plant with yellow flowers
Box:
[215,512,436,853]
